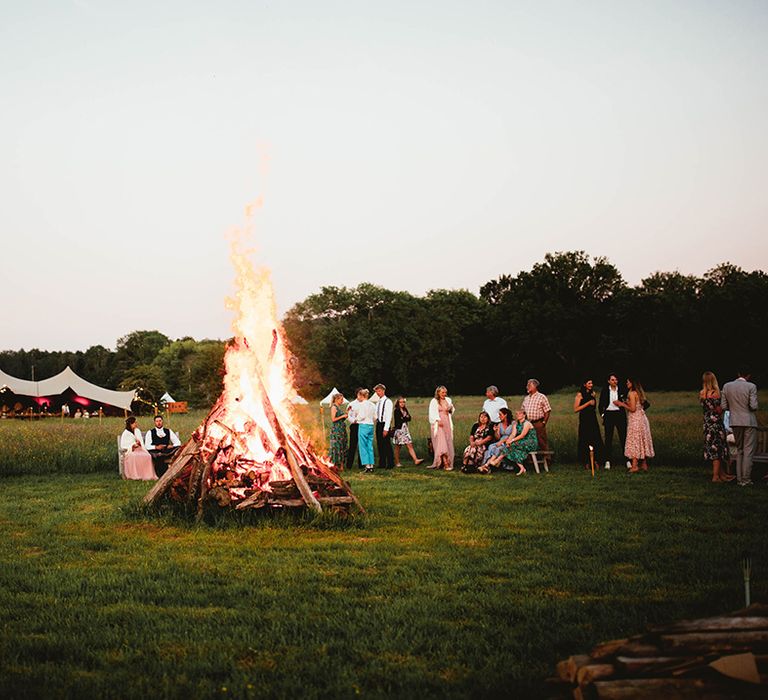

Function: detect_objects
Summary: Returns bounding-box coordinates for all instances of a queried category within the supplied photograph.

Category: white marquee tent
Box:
[319,388,341,405]
[0,366,136,411]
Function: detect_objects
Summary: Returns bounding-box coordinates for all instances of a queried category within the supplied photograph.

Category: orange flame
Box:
[192,210,334,496]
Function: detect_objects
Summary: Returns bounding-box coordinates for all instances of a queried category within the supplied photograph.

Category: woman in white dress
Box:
[120,416,157,480]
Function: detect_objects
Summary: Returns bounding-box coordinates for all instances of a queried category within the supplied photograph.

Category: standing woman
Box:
[328,392,348,469]
[700,371,734,483]
[355,388,376,473]
[120,416,157,480]
[574,379,605,470]
[428,385,455,470]
[617,378,654,473]
[392,397,424,467]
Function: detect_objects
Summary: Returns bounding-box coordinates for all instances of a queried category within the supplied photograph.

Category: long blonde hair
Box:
[702,371,719,395]
[434,385,447,399]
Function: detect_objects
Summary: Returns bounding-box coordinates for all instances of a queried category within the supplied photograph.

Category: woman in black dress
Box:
[574,379,605,469]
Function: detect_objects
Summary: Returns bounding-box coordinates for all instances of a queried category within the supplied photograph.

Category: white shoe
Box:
[604,461,611,470]
[626,461,632,469]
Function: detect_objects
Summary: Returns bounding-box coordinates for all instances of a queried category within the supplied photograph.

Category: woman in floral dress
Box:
[328,393,348,469]
[461,411,494,472]
[484,409,539,475]
[700,371,734,483]
[617,378,654,473]
[392,397,424,467]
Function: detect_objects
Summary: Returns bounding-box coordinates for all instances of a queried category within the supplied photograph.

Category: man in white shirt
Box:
[597,374,627,469]
[482,386,508,425]
[145,415,181,477]
[373,383,394,469]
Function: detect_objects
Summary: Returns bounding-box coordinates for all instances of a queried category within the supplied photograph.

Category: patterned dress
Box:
[701,396,729,462]
[501,420,539,465]
[328,406,348,467]
[462,423,494,472]
[624,400,655,460]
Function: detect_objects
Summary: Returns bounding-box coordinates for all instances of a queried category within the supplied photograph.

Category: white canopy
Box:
[160,392,176,404]
[0,366,136,410]
[319,387,341,405]
[290,394,309,405]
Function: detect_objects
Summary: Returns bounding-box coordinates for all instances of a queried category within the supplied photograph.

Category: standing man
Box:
[522,378,552,454]
[598,373,627,470]
[482,386,508,426]
[721,370,759,486]
[145,414,181,477]
[374,383,394,469]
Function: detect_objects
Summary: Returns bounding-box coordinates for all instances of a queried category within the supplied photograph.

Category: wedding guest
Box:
[522,379,552,454]
[373,383,395,469]
[353,388,376,473]
[574,379,605,470]
[598,373,627,469]
[328,392,348,469]
[480,407,515,470]
[392,397,424,467]
[120,416,157,480]
[144,415,181,478]
[484,409,539,475]
[721,369,759,486]
[699,371,734,483]
[346,389,362,471]
[462,411,495,472]
[616,378,654,473]
[82,409,90,419]
[428,385,455,470]
[482,386,508,425]
[74,408,82,419]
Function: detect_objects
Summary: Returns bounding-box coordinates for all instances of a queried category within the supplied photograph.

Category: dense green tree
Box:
[119,364,166,408]
[111,330,170,385]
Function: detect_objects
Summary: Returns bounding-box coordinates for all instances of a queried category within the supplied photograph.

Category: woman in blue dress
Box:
[478,408,515,473]
[484,409,538,476]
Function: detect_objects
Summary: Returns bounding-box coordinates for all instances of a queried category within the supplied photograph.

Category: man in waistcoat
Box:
[144,415,181,477]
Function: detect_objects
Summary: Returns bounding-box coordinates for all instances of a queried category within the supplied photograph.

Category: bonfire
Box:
[144,233,361,518]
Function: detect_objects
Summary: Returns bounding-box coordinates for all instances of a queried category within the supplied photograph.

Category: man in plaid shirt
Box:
[522,378,552,455]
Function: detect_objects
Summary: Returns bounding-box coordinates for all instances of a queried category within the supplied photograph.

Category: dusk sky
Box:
[2,0,767,352]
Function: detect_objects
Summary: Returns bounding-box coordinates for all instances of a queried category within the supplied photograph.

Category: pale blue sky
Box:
[1,0,767,351]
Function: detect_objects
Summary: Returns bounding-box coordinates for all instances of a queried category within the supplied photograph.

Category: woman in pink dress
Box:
[617,378,654,472]
[120,417,158,480]
[428,385,455,470]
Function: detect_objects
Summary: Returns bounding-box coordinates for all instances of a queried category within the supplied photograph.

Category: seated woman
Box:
[483,409,538,476]
[461,411,494,472]
[479,407,515,471]
[120,416,158,481]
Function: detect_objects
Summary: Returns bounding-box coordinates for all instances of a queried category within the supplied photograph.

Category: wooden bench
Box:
[529,450,553,474]
[753,427,768,464]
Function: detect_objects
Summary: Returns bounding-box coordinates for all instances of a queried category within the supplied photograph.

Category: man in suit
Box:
[598,373,627,470]
[721,370,759,486]
[373,383,395,469]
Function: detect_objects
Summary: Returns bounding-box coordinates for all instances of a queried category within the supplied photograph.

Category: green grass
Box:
[1,392,767,698]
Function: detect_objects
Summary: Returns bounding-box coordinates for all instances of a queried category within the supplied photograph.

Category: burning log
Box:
[553,606,768,698]
[143,238,363,519]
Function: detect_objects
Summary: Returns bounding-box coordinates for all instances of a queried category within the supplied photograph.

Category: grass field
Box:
[1,391,767,698]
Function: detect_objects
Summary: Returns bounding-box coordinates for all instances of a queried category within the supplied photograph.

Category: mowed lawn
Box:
[1,392,767,698]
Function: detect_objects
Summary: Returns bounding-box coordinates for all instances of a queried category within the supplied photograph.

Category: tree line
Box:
[2,252,766,403]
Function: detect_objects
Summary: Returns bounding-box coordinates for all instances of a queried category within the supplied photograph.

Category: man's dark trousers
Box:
[603,411,627,462]
[376,421,394,468]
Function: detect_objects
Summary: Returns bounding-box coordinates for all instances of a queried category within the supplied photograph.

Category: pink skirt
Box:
[431,416,455,467]
[124,447,158,480]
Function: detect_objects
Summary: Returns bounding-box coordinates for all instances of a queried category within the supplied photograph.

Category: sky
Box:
[1,0,767,352]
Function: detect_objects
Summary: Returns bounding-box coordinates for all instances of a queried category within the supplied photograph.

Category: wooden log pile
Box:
[554,605,768,698]
[142,392,363,519]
